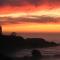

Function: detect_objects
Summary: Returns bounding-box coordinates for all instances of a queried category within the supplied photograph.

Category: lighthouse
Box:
[0,26,2,36]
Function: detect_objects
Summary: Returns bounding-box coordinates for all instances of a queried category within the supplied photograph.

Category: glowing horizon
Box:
[2,23,60,33]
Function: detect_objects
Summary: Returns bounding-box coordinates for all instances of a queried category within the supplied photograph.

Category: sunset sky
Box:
[0,0,60,42]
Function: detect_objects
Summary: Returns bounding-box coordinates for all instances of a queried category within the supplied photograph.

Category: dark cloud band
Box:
[0,0,25,6]
[27,0,44,6]
[0,0,44,6]
[0,0,60,7]
[0,16,60,24]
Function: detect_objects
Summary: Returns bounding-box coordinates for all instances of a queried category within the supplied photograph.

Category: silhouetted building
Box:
[0,26,2,35]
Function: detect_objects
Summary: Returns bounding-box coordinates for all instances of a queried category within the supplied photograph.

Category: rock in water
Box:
[32,50,42,58]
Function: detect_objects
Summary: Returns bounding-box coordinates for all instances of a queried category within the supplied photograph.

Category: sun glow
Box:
[0,8,60,18]
[0,13,27,18]
[31,8,60,17]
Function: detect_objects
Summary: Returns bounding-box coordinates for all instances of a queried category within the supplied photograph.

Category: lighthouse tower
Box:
[0,26,2,36]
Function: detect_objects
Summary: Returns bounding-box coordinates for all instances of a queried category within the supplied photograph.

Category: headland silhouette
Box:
[0,26,59,60]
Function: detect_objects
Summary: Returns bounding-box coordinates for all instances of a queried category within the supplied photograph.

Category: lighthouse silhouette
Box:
[0,26,2,36]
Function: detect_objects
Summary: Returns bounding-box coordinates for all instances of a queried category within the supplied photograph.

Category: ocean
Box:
[16,46,60,60]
